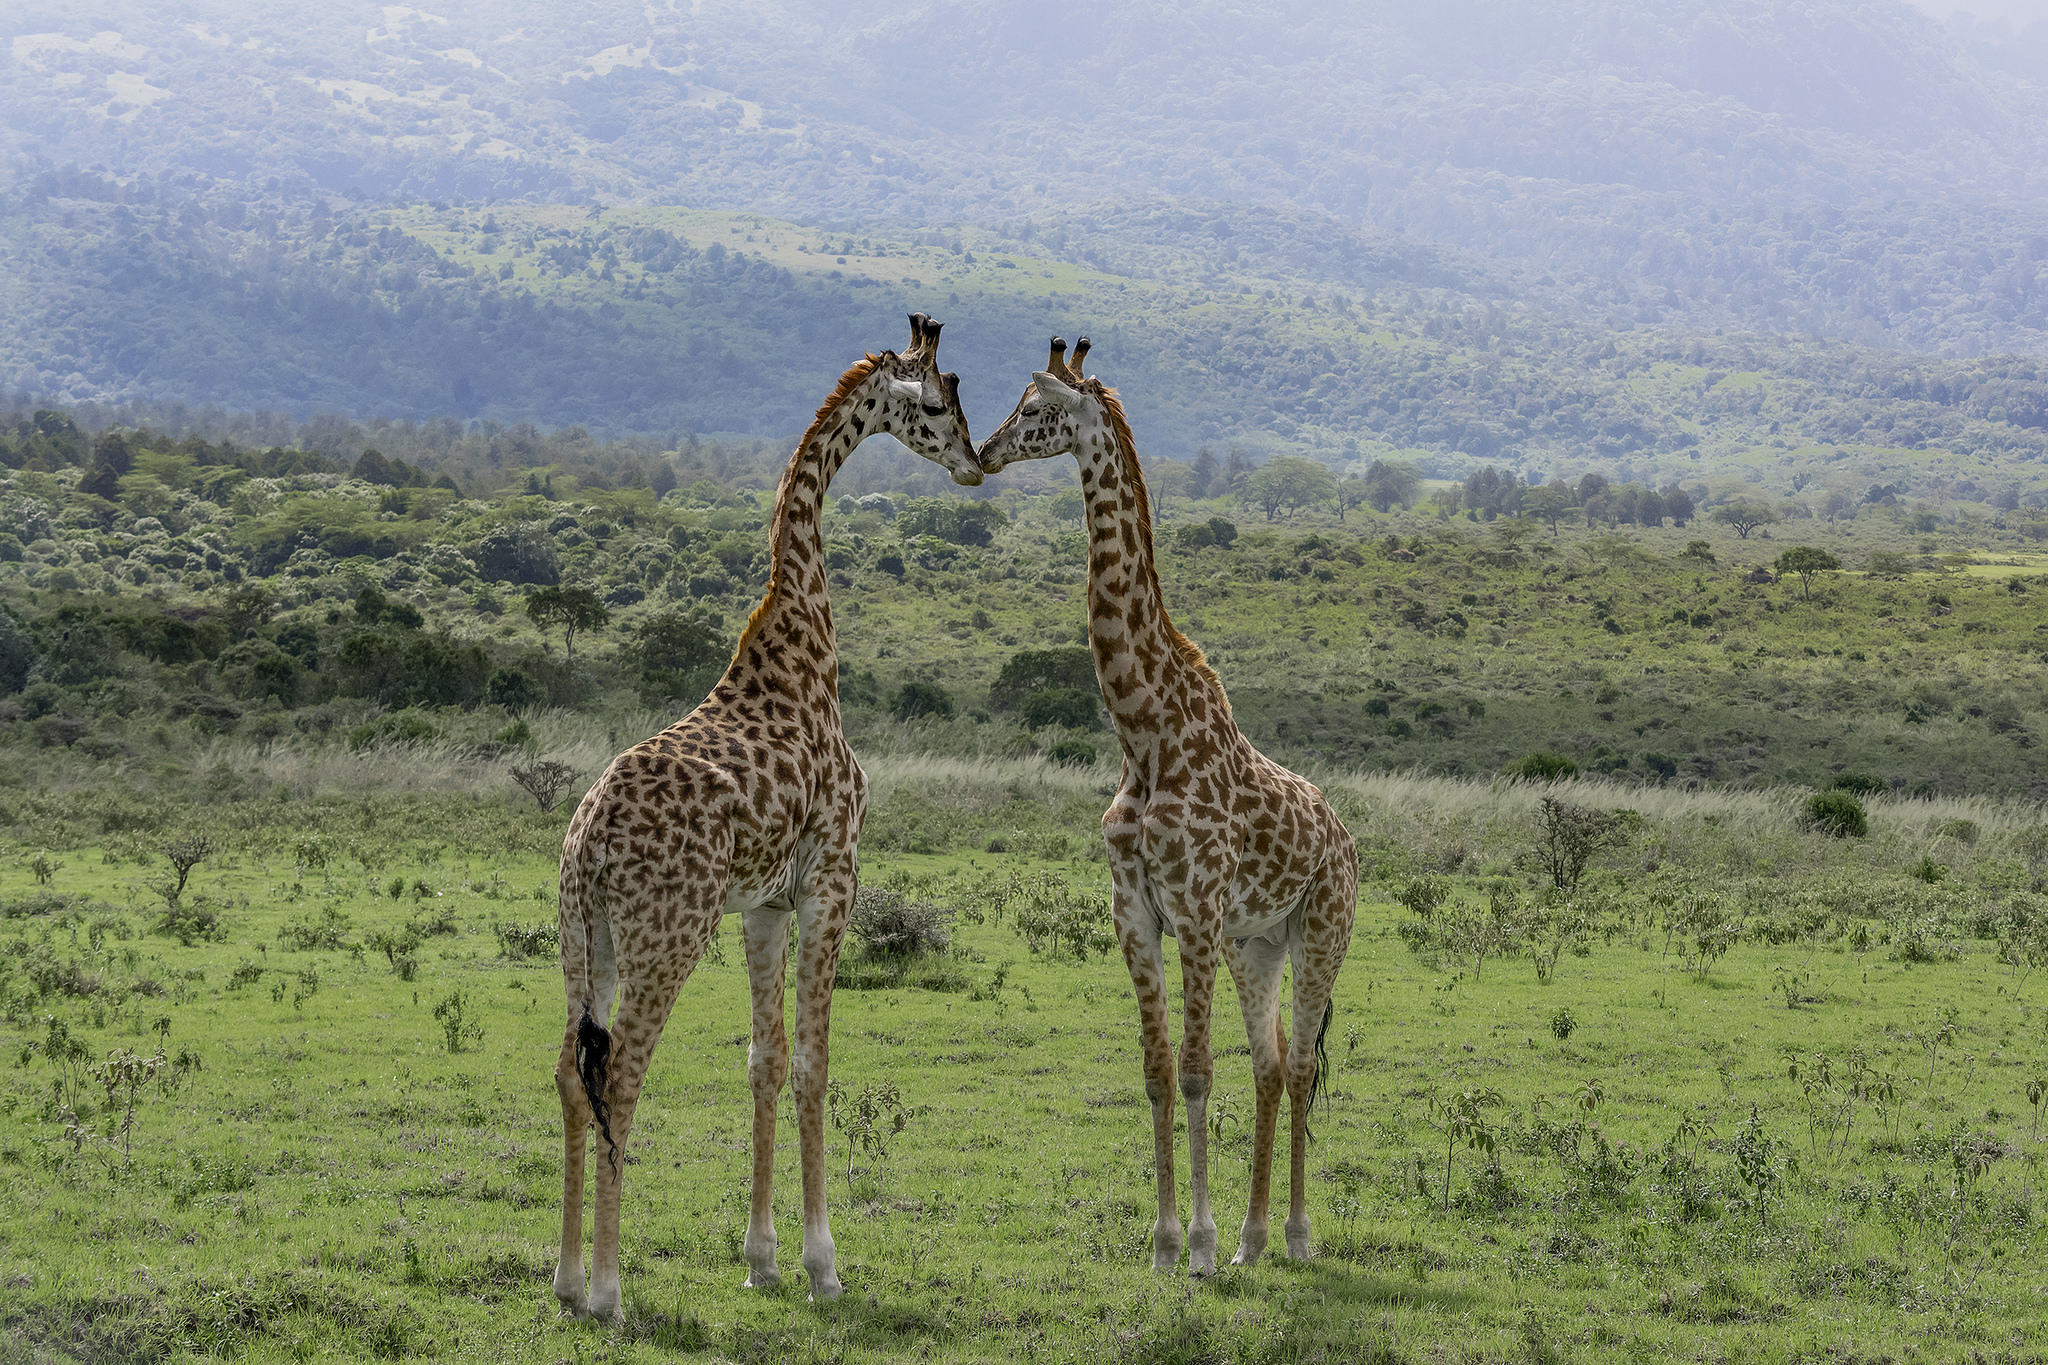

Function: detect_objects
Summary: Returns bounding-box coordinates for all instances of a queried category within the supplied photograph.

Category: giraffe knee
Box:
[748,1049,788,1098]
[1180,1069,1212,1104]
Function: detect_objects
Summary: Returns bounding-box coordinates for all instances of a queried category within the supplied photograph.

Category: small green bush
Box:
[1828,772,1888,797]
[1510,751,1579,782]
[1806,790,1868,838]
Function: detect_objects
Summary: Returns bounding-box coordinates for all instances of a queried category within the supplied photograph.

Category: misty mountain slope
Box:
[6,0,2048,355]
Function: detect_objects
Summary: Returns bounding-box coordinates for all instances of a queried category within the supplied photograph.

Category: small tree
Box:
[510,760,579,814]
[1245,456,1337,521]
[1773,546,1842,600]
[525,586,609,661]
[155,835,215,911]
[1711,500,1780,539]
[1533,797,1623,892]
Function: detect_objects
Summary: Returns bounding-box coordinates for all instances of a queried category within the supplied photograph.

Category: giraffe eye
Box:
[920,402,946,417]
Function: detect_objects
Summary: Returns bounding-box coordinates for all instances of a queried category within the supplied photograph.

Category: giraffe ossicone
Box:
[977,338,1359,1276]
[551,315,976,1320]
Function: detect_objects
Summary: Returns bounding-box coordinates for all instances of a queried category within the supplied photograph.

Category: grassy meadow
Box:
[4,755,2048,1363]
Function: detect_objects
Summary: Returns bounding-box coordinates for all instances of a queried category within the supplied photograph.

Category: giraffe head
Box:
[873,313,981,485]
[974,336,1099,474]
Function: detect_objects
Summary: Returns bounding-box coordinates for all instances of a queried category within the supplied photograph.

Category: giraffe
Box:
[976,338,1358,1276]
[553,315,978,1320]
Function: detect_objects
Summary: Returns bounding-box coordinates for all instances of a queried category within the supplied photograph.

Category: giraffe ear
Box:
[1031,370,1084,410]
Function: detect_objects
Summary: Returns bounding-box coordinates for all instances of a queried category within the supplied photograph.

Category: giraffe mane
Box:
[1084,379,1233,718]
[731,352,884,667]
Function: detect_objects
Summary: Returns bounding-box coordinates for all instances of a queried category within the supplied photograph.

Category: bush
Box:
[1510,751,1579,781]
[496,921,559,960]
[1807,790,1868,838]
[1047,738,1097,767]
[891,681,954,721]
[1021,687,1100,730]
[1829,772,1888,797]
[989,646,1097,710]
[848,886,953,957]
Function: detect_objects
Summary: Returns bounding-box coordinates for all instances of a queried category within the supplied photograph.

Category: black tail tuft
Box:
[1305,999,1335,1143]
[577,1009,617,1166]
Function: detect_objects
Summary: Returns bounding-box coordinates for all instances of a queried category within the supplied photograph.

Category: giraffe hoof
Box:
[743,1269,781,1291]
[808,1277,844,1302]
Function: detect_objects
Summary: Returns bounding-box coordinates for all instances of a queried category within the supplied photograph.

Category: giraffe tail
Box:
[577,1008,616,1166]
[1305,998,1334,1142]
[560,814,618,1166]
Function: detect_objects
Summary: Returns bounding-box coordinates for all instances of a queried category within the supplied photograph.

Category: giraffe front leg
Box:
[791,876,852,1302]
[740,906,792,1290]
[1116,906,1181,1272]
[1227,934,1289,1267]
[1178,927,1223,1278]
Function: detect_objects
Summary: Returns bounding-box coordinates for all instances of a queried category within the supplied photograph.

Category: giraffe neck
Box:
[725,367,879,701]
[1072,410,1189,761]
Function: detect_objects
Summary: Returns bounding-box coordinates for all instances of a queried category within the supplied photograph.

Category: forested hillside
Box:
[8,185,2048,500]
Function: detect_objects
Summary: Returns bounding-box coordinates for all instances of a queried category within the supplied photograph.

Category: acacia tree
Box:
[1712,500,1780,539]
[1774,546,1842,600]
[1525,484,1578,536]
[1363,459,1420,511]
[525,586,609,661]
[1246,456,1337,521]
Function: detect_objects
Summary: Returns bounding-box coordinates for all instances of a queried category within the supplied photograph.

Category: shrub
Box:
[848,886,953,957]
[1510,751,1578,781]
[891,681,953,721]
[1807,790,1868,838]
[1828,772,1888,797]
[496,921,559,960]
[1020,687,1100,730]
[1046,738,1096,767]
[989,647,1097,710]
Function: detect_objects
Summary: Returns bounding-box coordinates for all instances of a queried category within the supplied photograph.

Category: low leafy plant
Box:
[433,990,484,1053]
[1806,790,1868,838]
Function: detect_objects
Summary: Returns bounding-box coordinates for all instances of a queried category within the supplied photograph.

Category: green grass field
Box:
[4,765,2046,1363]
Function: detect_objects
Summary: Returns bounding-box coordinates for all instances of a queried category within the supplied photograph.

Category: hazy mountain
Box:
[7,0,2048,435]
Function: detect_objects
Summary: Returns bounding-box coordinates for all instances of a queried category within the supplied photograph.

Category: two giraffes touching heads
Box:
[551,315,1358,1320]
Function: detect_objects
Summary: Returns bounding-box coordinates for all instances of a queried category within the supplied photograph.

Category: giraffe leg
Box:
[740,905,793,1290]
[1226,933,1289,1266]
[1283,918,1345,1260]
[587,973,685,1322]
[790,876,853,1301]
[1116,908,1182,1272]
[552,1026,593,1311]
[1178,925,1223,1278]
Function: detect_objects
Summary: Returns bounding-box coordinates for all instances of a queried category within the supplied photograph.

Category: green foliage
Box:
[890,682,954,722]
[1806,790,1869,839]
[989,647,1097,711]
[1510,752,1580,782]
[431,990,484,1054]
[896,498,1009,547]
[1019,688,1099,731]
